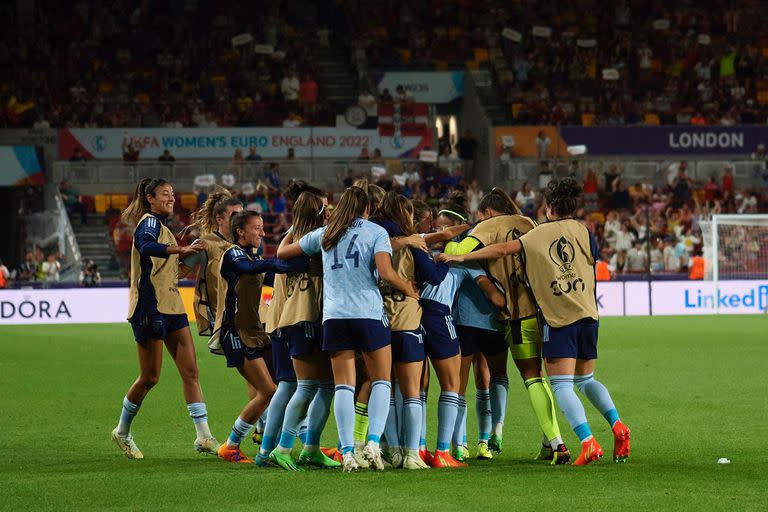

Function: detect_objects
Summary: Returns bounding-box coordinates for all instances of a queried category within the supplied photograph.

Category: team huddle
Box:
[110,175,631,471]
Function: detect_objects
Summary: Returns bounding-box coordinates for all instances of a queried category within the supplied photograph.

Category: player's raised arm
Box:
[437,240,521,264]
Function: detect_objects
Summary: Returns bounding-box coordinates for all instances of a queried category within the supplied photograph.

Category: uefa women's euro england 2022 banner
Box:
[58,128,431,160]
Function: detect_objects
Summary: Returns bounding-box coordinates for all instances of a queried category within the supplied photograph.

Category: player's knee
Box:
[141,372,160,390]
[179,365,199,383]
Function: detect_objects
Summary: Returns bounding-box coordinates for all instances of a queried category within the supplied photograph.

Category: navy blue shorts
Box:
[130,313,189,343]
[271,332,296,382]
[421,312,460,360]
[542,318,599,360]
[456,325,507,357]
[391,328,426,363]
[282,322,323,359]
[220,326,263,368]
[322,318,391,353]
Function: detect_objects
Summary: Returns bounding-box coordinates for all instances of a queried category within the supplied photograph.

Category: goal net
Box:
[700,214,768,313]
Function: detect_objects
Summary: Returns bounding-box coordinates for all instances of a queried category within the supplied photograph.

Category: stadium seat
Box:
[110,194,130,210]
[180,194,198,211]
[94,194,109,214]
[474,48,489,62]
[581,113,596,126]
[644,113,661,125]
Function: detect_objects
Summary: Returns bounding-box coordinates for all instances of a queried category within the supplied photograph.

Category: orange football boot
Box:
[573,437,603,466]
[431,449,468,468]
[217,444,254,464]
[612,420,631,462]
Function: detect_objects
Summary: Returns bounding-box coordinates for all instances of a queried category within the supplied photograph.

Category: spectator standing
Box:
[380,88,394,102]
[122,139,140,162]
[281,70,300,109]
[266,163,281,190]
[246,147,262,161]
[535,130,551,159]
[663,237,681,272]
[60,180,87,224]
[17,252,36,282]
[0,259,9,288]
[358,88,378,128]
[80,260,101,287]
[515,181,537,218]
[69,147,87,162]
[41,253,61,284]
[394,85,413,103]
[456,129,478,179]
[158,150,175,162]
[466,179,484,222]
[722,166,734,194]
[625,242,648,273]
[299,73,319,117]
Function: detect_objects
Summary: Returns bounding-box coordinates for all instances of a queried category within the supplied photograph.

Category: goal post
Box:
[701,214,768,313]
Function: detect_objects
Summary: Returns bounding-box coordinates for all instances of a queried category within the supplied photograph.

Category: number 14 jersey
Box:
[299,218,392,322]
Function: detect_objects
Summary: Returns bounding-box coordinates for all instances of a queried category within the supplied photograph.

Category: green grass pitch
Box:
[1,316,766,511]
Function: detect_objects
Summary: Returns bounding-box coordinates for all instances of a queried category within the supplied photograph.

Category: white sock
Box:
[549,436,564,450]
[492,423,503,436]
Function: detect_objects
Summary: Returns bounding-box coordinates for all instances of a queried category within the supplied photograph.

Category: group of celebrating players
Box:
[110,174,631,471]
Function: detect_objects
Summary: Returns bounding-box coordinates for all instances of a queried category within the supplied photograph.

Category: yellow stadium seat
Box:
[435,60,449,71]
[109,194,130,210]
[400,49,412,63]
[758,91,768,105]
[448,26,463,38]
[465,60,479,71]
[512,103,522,119]
[643,113,660,125]
[589,212,605,224]
[94,194,108,214]
[581,113,596,126]
[474,48,489,62]
[181,194,198,211]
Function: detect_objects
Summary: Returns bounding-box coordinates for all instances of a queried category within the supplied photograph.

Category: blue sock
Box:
[475,388,491,441]
[276,380,318,453]
[298,423,308,445]
[550,375,592,442]
[452,394,467,447]
[256,410,267,432]
[419,390,428,448]
[490,375,509,433]
[394,382,405,441]
[305,381,334,448]
[403,397,422,451]
[117,396,140,436]
[367,380,392,445]
[187,402,212,438]
[226,416,254,447]
[259,380,296,456]
[436,391,459,452]
[575,373,620,427]
[383,396,400,448]
[334,385,355,454]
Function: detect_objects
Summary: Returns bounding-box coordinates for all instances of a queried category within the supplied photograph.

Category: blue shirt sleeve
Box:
[372,226,392,255]
[459,265,485,283]
[299,227,324,256]
[225,249,305,276]
[411,248,449,286]
[134,217,168,258]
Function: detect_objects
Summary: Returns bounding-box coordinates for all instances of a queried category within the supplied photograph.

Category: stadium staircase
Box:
[470,70,509,125]
[313,42,358,114]
[71,214,122,280]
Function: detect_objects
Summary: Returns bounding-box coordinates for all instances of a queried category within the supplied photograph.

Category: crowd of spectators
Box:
[7,1,768,128]
[491,2,768,125]
[1,0,333,129]
[8,247,62,285]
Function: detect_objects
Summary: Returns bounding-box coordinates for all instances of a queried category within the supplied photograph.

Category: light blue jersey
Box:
[453,263,503,331]
[300,218,392,322]
[421,266,484,308]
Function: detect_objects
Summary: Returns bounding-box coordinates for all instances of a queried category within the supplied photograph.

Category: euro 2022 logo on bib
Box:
[548,236,584,296]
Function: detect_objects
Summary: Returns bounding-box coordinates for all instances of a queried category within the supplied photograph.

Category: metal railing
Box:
[495,158,768,189]
[23,193,83,282]
[52,159,423,191]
